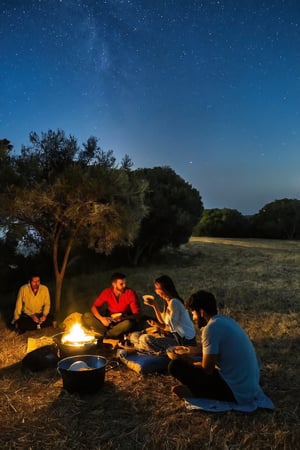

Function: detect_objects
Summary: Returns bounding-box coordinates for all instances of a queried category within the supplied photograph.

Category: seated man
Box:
[12,275,53,334]
[82,272,141,340]
[168,290,262,404]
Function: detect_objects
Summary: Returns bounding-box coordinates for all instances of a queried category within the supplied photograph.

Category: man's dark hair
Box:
[186,290,218,315]
[29,274,40,281]
[111,272,126,282]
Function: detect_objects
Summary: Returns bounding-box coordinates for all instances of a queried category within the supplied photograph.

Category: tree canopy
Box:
[0,139,17,222]
[193,208,250,238]
[126,166,203,264]
[251,198,300,239]
[6,130,148,312]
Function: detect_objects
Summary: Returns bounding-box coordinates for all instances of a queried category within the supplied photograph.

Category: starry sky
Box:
[1,0,300,215]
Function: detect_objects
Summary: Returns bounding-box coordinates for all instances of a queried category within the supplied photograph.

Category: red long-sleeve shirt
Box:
[92,287,140,316]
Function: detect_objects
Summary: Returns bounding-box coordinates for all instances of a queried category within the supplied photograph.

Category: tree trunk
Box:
[55,274,63,315]
[53,225,74,314]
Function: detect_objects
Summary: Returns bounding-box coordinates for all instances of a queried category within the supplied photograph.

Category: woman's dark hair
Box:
[154,275,184,304]
[186,290,218,315]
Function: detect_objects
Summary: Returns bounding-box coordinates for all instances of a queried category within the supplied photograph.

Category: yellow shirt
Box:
[13,283,51,321]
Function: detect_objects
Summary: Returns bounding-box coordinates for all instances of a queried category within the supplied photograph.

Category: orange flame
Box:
[61,323,95,346]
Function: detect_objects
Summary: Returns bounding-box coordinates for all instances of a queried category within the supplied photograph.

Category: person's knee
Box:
[82,312,93,326]
[106,320,135,339]
[82,312,105,334]
[120,319,135,334]
[168,359,176,374]
[82,312,92,321]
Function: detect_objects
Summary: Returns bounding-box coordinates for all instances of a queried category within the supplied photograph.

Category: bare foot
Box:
[103,338,120,349]
[171,385,193,398]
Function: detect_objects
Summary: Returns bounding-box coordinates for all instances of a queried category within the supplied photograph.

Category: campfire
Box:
[61,323,96,347]
[53,322,98,358]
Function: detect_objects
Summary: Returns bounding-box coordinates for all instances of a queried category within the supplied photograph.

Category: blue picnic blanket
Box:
[184,389,275,412]
[116,349,169,373]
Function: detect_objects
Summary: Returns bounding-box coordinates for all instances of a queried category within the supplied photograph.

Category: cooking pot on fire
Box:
[57,354,118,393]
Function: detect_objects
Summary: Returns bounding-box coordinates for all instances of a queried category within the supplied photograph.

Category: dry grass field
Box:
[0,237,299,449]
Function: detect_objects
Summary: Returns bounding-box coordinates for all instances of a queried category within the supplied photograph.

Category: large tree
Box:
[0,139,16,222]
[126,166,203,264]
[9,130,148,313]
[251,198,300,239]
[193,208,250,237]
[0,138,13,155]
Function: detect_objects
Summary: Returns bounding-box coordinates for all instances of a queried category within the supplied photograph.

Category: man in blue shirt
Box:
[168,290,262,404]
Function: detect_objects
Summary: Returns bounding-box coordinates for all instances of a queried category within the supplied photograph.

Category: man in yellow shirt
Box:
[12,275,52,334]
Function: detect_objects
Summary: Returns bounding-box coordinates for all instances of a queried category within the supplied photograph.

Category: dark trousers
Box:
[168,358,236,402]
[173,332,197,347]
[17,314,53,332]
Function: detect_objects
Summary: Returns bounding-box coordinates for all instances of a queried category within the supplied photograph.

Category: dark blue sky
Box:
[1,0,300,214]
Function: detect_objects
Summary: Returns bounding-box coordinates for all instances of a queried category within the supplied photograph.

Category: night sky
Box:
[1,0,300,214]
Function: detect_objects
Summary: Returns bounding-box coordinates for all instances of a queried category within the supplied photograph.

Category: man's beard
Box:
[197,316,208,329]
[116,287,125,295]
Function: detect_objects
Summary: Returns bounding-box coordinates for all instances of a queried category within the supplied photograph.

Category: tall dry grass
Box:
[0,237,299,449]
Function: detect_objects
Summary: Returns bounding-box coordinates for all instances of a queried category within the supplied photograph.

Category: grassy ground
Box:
[0,237,299,449]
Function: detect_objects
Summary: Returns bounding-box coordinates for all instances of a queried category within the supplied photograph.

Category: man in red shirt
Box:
[82,272,141,339]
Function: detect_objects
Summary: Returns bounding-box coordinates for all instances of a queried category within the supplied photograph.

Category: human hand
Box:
[143,295,155,306]
[145,325,164,337]
[147,319,159,327]
[101,317,112,327]
[111,313,122,322]
[31,314,40,323]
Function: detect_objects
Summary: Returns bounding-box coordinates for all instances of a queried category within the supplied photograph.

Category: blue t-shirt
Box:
[202,314,261,404]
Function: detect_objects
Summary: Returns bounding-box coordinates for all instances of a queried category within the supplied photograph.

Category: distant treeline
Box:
[192,199,300,240]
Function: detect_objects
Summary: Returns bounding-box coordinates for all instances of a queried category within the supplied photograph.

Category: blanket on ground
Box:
[117,349,275,412]
[184,389,275,412]
[116,349,169,374]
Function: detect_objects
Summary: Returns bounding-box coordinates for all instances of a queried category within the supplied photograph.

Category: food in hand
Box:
[111,313,122,321]
[143,295,155,304]
[166,346,190,360]
[174,346,190,355]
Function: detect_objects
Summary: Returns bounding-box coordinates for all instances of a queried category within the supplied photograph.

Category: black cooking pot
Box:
[52,332,99,358]
[57,354,118,394]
